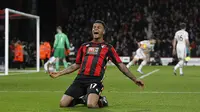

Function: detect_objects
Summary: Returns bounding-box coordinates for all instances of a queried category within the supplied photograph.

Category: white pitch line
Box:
[139,69,160,79]
[9,72,34,75]
[0,91,200,94]
[0,71,39,76]
[110,91,200,94]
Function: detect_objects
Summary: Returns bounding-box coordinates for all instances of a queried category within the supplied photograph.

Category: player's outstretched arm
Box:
[49,63,80,78]
[117,63,144,87]
[108,46,144,87]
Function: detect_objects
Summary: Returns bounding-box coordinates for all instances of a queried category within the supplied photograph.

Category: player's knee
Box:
[133,58,138,62]
[178,60,184,66]
[60,101,67,108]
[56,58,59,62]
[59,101,65,108]
[141,60,147,65]
[59,100,70,108]
[87,102,97,108]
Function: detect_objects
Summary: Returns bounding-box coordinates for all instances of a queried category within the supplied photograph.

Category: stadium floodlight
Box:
[0,8,40,75]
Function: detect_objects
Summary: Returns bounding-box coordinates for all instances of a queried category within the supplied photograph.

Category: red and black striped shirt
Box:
[75,41,122,83]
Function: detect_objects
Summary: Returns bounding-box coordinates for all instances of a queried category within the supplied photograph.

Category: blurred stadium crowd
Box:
[1,0,200,68]
[65,0,200,57]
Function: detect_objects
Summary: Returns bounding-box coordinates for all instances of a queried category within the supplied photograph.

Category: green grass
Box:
[0,66,200,112]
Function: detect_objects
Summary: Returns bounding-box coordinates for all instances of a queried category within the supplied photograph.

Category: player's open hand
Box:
[135,80,144,88]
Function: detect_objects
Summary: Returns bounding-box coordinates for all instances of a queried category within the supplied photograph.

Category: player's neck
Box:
[92,38,104,43]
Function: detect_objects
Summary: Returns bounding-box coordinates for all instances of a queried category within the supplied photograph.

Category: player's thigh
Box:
[136,48,141,55]
[59,48,66,59]
[177,46,186,59]
[133,55,140,62]
[136,50,146,60]
[64,82,86,99]
[86,83,104,106]
[53,48,60,58]
[87,82,104,95]
[178,51,186,60]
[145,53,150,62]
[61,82,86,107]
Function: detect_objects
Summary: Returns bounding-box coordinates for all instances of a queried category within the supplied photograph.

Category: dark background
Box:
[0,0,200,57]
[0,0,75,42]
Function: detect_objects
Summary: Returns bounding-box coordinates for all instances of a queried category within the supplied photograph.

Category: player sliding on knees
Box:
[47,20,144,108]
[53,26,70,71]
[126,39,156,74]
[172,23,190,76]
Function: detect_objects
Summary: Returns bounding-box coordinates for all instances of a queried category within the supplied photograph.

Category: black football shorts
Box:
[64,81,104,99]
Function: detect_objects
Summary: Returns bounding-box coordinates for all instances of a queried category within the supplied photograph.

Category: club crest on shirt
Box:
[87,47,99,55]
[101,45,106,48]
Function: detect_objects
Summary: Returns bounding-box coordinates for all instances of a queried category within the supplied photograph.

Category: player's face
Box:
[92,23,105,39]
[56,29,61,33]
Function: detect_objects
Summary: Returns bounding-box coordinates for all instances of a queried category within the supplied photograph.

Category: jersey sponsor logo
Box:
[87,47,100,55]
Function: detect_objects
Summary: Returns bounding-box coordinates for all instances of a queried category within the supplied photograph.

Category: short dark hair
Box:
[180,23,186,29]
[94,20,107,29]
[57,26,62,31]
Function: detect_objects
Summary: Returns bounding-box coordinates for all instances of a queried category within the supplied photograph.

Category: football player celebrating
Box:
[48,20,144,108]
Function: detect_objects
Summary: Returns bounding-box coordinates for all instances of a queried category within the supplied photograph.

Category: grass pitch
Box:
[0,66,200,112]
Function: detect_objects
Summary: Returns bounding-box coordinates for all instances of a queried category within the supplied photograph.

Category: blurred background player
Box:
[44,56,56,73]
[13,40,25,69]
[173,23,190,76]
[40,42,46,67]
[53,26,70,71]
[44,41,51,61]
[126,39,156,74]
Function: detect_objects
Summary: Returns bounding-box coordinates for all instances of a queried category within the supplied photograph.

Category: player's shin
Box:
[178,60,184,68]
[179,67,183,75]
[63,59,69,68]
[175,59,184,75]
[178,60,184,75]
[41,60,44,66]
[137,60,146,72]
[55,59,59,71]
[174,59,182,70]
[174,64,180,71]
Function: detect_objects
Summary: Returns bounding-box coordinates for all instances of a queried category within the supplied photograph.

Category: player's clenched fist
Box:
[49,72,60,78]
[134,80,144,88]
